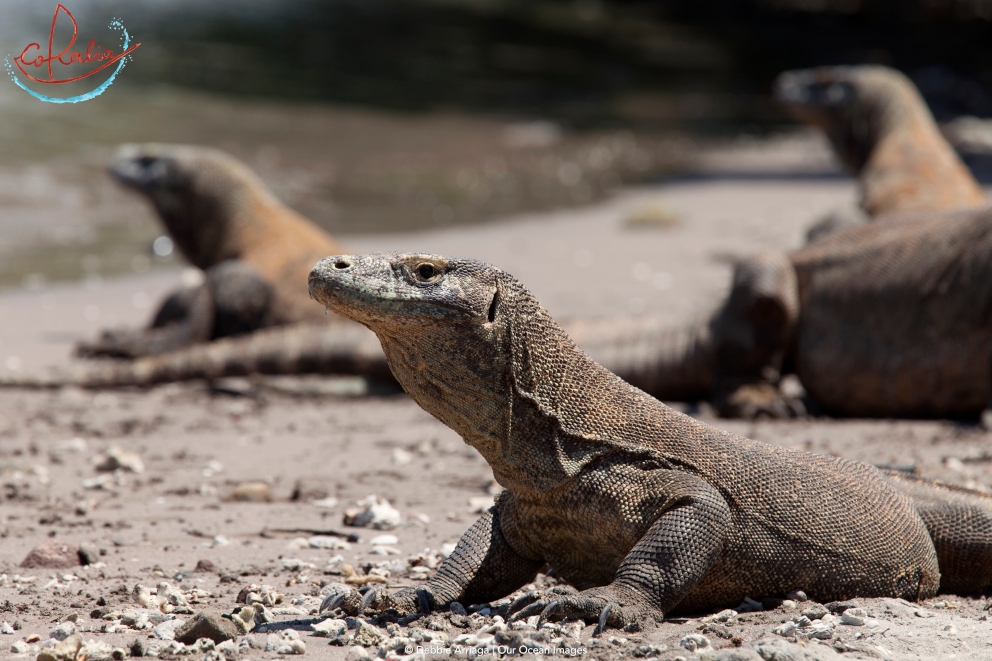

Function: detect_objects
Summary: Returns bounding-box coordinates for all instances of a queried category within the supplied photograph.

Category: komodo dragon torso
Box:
[78,143,352,358]
[306,251,992,631]
[775,65,985,218]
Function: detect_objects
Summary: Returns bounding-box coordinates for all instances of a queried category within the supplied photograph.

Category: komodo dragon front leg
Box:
[77,260,272,359]
[505,473,732,633]
[324,500,544,616]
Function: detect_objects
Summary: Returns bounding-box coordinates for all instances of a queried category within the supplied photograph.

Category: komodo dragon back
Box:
[775,65,985,216]
[308,252,942,628]
[789,205,992,417]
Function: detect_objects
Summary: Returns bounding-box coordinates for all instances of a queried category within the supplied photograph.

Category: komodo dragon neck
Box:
[310,253,691,494]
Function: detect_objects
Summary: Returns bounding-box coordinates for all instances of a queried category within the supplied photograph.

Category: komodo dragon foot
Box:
[507,585,658,635]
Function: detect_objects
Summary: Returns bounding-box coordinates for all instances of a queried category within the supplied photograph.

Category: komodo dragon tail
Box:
[561,316,717,402]
[881,469,992,595]
[0,322,396,389]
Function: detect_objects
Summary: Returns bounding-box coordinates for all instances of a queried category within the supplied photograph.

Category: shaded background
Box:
[1,0,991,288]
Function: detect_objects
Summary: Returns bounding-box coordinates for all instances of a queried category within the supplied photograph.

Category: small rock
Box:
[468,496,495,513]
[19,540,82,569]
[36,633,82,661]
[174,612,239,644]
[369,534,398,546]
[449,602,468,616]
[11,640,30,653]
[153,618,185,640]
[195,559,218,573]
[679,634,710,653]
[308,536,350,550]
[94,445,145,473]
[343,495,401,529]
[77,545,100,566]
[785,590,808,602]
[278,639,306,654]
[352,621,386,647]
[391,448,413,466]
[227,481,274,502]
[840,608,867,626]
[49,621,76,641]
[772,621,798,637]
[701,609,737,623]
[346,645,372,661]
[312,618,348,638]
[801,604,828,620]
[0,622,13,635]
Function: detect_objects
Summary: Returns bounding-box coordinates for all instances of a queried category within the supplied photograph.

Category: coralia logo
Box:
[5,3,141,104]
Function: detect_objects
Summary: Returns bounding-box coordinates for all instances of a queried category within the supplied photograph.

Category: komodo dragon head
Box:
[110,143,282,270]
[774,65,926,174]
[309,252,604,491]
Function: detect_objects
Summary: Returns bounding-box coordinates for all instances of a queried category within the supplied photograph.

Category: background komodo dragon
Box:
[76,143,358,359]
[306,252,992,631]
[5,205,992,420]
[775,65,986,225]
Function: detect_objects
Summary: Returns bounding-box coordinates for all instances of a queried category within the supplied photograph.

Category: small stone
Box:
[37,633,82,661]
[0,622,12,635]
[679,633,710,653]
[701,609,737,623]
[773,621,798,637]
[19,540,82,569]
[308,536,350,550]
[369,534,399,546]
[343,495,401,529]
[785,590,808,602]
[49,621,76,641]
[449,602,468,616]
[195,559,218,573]
[94,445,145,473]
[468,496,495,513]
[77,545,100,566]
[10,640,29,653]
[312,618,348,638]
[346,645,372,661]
[277,639,306,654]
[352,621,386,647]
[153,618,185,640]
[227,481,274,502]
[840,608,867,626]
[801,604,828,620]
[174,612,239,644]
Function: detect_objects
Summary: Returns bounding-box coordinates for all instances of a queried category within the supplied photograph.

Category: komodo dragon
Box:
[775,65,985,219]
[306,252,992,631]
[77,143,353,358]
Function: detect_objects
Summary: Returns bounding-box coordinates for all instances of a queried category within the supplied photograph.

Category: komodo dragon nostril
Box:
[334,260,351,269]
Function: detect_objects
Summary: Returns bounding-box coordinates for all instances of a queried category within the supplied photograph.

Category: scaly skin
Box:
[775,65,985,218]
[78,143,350,359]
[307,251,955,631]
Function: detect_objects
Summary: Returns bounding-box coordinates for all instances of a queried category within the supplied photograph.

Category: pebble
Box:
[174,612,240,644]
[679,634,711,653]
[840,608,867,626]
[19,540,82,569]
[346,645,372,661]
[801,604,828,620]
[0,622,13,634]
[228,481,275,502]
[93,445,145,473]
[449,602,468,616]
[10,640,30,653]
[266,630,306,654]
[313,618,348,638]
[344,495,402,529]
[153,618,185,640]
[773,621,798,637]
[353,620,386,647]
[308,535,350,550]
[701,609,737,623]
[49,621,76,641]
[370,534,399,546]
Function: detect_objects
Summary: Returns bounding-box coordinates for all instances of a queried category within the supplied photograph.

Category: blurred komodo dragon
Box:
[775,65,985,223]
[4,206,992,421]
[306,252,992,631]
[571,204,992,418]
[76,143,357,359]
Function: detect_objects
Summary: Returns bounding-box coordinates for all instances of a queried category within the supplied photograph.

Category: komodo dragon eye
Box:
[415,263,438,280]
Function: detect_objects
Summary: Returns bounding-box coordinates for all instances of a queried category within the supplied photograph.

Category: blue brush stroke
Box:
[5,18,132,104]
